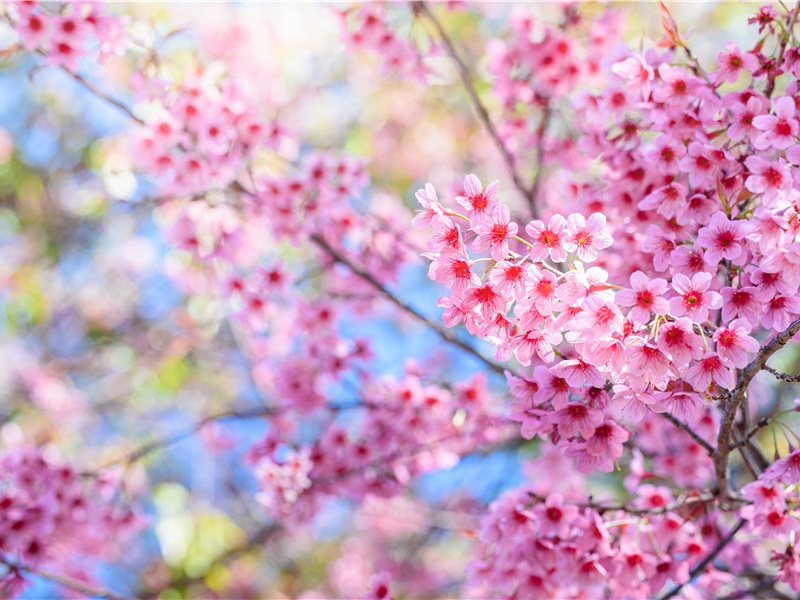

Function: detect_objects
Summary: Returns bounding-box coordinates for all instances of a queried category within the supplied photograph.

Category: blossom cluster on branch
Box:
[0,1,800,599]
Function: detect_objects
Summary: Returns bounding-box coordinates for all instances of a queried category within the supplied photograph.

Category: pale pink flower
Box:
[616,271,669,325]
[753,96,800,150]
[728,97,768,141]
[669,272,722,323]
[685,353,736,392]
[456,174,500,226]
[695,211,750,265]
[762,294,800,330]
[513,326,563,365]
[489,261,529,300]
[472,204,519,261]
[720,286,761,326]
[713,318,759,368]
[657,317,704,368]
[412,183,444,228]
[715,43,758,83]
[562,213,613,263]
[533,493,578,538]
[525,214,568,262]
[744,156,791,204]
[584,420,628,458]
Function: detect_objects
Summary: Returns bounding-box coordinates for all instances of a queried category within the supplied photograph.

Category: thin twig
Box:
[59,67,146,125]
[658,519,747,600]
[764,365,800,382]
[415,2,537,217]
[660,412,715,455]
[310,233,506,376]
[527,491,717,517]
[1,557,135,600]
[94,406,276,471]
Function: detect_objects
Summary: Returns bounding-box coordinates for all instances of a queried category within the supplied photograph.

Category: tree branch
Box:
[415,2,537,217]
[715,317,800,504]
[1,557,135,600]
[660,412,715,455]
[310,233,506,376]
[764,365,800,383]
[658,519,747,600]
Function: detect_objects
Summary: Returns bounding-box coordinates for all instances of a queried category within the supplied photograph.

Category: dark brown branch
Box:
[528,490,716,517]
[1,557,135,600]
[658,519,747,600]
[660,412,715,455]
[764,365,800,382]
[310,234,506,376]
[415,2,537,217]
[94,406,276,471]
[715,317,800,504]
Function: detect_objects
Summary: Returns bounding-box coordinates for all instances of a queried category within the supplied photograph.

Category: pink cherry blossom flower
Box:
[456,174,500,226]
[638,182,687,219]
[551,402,603,439]
[624,340,673,390]
[522,267,560,316]
[463,283,507,319]
[525,214,568,262]
[412,183,444,228]
[610,385,665,423]
[645,134,686,175]
[713,318,760,368]
[762,294,800,331]
[715,43,758,83]
[669,272,723,323]
[616,271,669,325]
[728,97,768,141]
[533,493,578,538]
[437,296,479,334]
[720,285,760,326]
[16,10,50,50]
[426,251,479,294]
[512,325,563,365]
[753,96,800,150]
[741,481,786,513]
[427,215,464,253]
[549,359,605,388]
[657,317,704,368]
[472,204,519,261]
[642,225,676,272]
[655,387,703,421]
[695,211,750,265]
[562,213,613,263]
[685,353,736,392]
[489,261,529,300]
[611,55,654,97]
[584,420,628,458]
[744,156,791,205]
[763,449,800,485]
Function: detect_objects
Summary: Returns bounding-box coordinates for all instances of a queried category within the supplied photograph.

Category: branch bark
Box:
[415,2,538,217]
[311,233,506,376]
[658,519,747,600]
[715,317,800,504]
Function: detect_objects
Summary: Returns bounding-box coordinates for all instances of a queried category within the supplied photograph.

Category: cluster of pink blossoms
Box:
[0,449,138,595]
[6,1,126,70]
[248,371,505,522]
[415,2,800,594]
